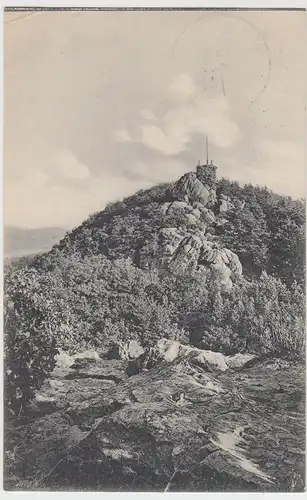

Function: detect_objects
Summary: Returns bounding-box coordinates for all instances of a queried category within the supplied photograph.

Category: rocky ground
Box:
[4,340,305,492]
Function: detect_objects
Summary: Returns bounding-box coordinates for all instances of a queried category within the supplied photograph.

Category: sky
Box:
[3,9,307,230]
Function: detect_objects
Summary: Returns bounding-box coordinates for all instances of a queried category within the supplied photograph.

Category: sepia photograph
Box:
[2,6,306,492]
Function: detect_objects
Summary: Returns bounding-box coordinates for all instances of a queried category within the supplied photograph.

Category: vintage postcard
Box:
[2,7,306,493]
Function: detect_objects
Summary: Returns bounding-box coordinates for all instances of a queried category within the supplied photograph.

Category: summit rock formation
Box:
[136,164,243,287]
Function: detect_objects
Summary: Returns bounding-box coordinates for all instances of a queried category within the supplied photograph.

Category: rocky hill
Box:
[39,163,304,287]
[3,163,305,491]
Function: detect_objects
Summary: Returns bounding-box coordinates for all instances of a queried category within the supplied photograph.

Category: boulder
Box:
[169,234,203,274]
[234,199,246,211]
[154,339,254,374]
[4,412,91,490]
[193,350,229,373]
[138,227,184,270]
[169,200,192,213]
[192,208,201,218]
[160,202,172,215]
[208,188,217,208]
[138,220,241,287]
[211,261,233,288]
[31,377,117,415]
[198,241,242,287]
[199,240,221,264]
[159,227,183,246]
[226,353,256,370]
[193,204,216,224]
[160,201,194,217]
[53,349,101,377]
[219,194,235,214]
[219,197,229,213]
[156,339,193,362]
[126,340,145,360]
[107,340,145,362]
[54,351,75,371]
[173,172,210,206]
[74,350,100,362]
[223,248,243,276]
[185,213,199,225]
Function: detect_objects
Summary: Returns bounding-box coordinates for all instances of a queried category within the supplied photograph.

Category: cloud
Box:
[228,140,305,199]
[140,109,157,121]
[140,73,240,156]
[4,167,150,229]
[168,73,197,101]
[113,128,133,143]
[257,140,305,198]
[125,158,188,184]
[259,140,303,164]
[142,125,188,156]
[54,150,90,180]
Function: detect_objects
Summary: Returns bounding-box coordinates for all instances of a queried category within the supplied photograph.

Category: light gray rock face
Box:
[107,340,145,361]
[223,248,243,276]
[138,224,242,287]
[160,201,192,216]
[173,172,210,206]
[160,201,203,226]
[5,344,305,492]
[138,167,242,284]
[153,339,256,373]
[172,167,219,213]
[185,213,200,226]
[198,241,243,287]
[169,234,203,274]
[138,227,184,270]
[193,204,216,224]
[219,194,235,213]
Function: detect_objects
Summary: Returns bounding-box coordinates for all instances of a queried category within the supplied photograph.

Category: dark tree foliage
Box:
[123,182,174,207]
[4,267,59,416]
[187,272,305,358]
[219,200,269,277]
[216,178,305,285]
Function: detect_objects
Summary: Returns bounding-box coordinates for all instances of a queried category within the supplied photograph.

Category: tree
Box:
[219,200,269,277]
[4,267,59,417]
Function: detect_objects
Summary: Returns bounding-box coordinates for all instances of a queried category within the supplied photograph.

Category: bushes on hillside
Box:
[4,267,59,417]
[217,178,305,286]
[5,253,305,393]
[187,272,305,358]
[124,183,174,207]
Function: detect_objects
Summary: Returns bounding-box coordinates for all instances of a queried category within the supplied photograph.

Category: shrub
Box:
[4,267,59,417]
[189,273,305,358]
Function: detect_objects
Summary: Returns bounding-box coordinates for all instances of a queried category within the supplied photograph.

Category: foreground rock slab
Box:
[4,354,305,492]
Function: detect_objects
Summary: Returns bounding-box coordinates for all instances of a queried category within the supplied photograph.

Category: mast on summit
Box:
[197,136,213,167]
